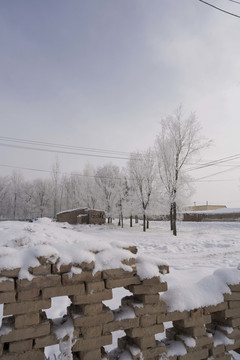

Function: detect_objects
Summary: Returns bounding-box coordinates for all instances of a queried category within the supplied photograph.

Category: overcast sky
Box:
[1,0,240,207]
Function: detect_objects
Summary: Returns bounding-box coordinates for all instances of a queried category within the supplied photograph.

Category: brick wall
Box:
[0,248,240,360]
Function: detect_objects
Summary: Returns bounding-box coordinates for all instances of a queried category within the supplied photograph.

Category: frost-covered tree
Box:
[128,148,156,232]
[155,106,210,236]
[81,164,99,209]
[95,164,120,223]
[10,170,24,219]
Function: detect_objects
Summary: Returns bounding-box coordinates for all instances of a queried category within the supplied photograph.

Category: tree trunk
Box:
[172,201,177,236]
[118,218,121,226]
[13,193,17,220]
[147,220,149,229]
[135,215,138,224]
[121,214,123,228]
[143,214,146,232]
[130,215,133,227]
[170,203,173,231]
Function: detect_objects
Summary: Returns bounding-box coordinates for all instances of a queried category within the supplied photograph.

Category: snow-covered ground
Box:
[1,218,240,359]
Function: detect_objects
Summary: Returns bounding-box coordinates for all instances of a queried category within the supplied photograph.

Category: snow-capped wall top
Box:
[0,218,137,280]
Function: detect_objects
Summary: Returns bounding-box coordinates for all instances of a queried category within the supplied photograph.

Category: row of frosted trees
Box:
[0,107,209,235]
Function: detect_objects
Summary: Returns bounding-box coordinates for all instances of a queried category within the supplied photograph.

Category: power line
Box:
[0,164,132,182]
[225,0,240,5]
[193,164,240,181]
[0,136,132,157]
[0,142,136,161]
[187,153,240,171]
[198,0,240,18]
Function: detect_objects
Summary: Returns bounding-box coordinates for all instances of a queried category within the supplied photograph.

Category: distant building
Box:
[184,204,227,212]
[56,208,106,225]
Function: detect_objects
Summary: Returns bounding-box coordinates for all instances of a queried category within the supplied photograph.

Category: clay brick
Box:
[229,284,240,292]
[86,281,105,294]
[225,308,240,318]
[122,258,136,266]
[122,296,167,316]
[17,288,40,301]
[3,298,51,315]
[0,291,16,303]
[82,325,102,338]
[0,279,15,292]
[105,276,140,289]
[42,283,85,298]
[71,289,112,305]
[73,308,114,328]
[228,301,240,309]
[125,323,164,338]
[133,335,156,349]
[52,263,72,274]
[203,302,227,314]
[102,268,136,279]
[141,342,166,359]
[225,338,240,351]
[215,355,232,360]
[135,294,160,304]
[175,325,206,337]
[158,264,170,274]
[78,261,95,271]
[142,276,161,286]
[224,292,240,301]
[1,349,44,360]
[79,302,103,315]
[217,326,240,339]
[72,334,112,351]
[190,308,203,318]
[224,317,240,327]
[15,312,39,328]
[103,317,139,333]
[79,349,101,360]
[178,348,209,360]
[0,268,20,278]
[123,246,138,254]
[176,334,213,348]
[9,339,33,353]
[29,264,51,276]
[157,310,189,323]
[0,322,50,343]
[140,314,157,327]
[210,344,225,356]
[34,333,58,348]
[16,275,61,290]
[215,308,240,319]
[174,314,211,328]
[128,282,167,295]
[62,271,101,285]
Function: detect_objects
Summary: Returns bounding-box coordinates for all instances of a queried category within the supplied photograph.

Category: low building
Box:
[56,207,106,225]
[184,204,227,212]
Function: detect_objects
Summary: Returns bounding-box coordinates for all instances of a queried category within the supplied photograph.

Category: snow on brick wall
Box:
[0,255,240,360]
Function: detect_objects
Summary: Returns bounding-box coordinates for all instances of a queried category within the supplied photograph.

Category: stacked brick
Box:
[1,247,240,360]
[210,284,240,358]
[119,265,169,359]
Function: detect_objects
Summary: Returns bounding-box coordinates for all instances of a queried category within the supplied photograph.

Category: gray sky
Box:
[1,0,240,207]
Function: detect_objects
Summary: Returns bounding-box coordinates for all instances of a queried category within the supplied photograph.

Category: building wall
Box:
[57,208,106,225]
[185,205,227,212]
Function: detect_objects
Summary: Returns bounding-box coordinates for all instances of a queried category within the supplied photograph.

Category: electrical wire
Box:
[225,0,240,5]
[198,0,240,18]
[0,142,138,161]
[0,164,131,182]
[0,136,131,156]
